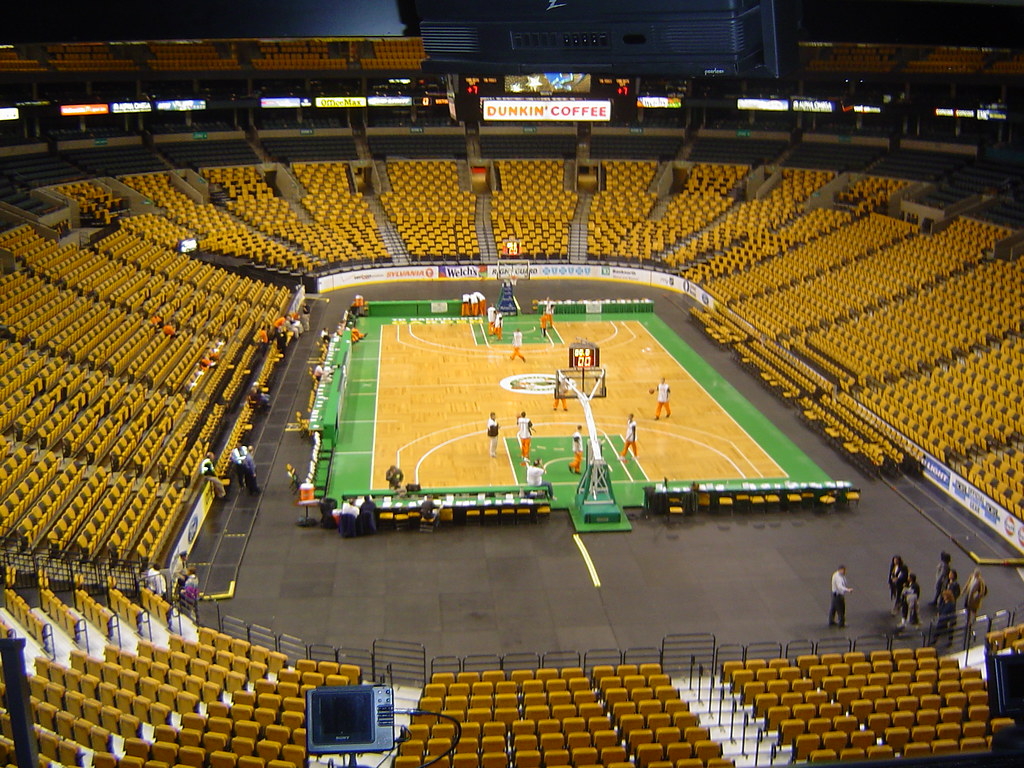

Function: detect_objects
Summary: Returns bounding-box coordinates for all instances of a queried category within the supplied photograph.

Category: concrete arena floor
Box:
[211,278,1024,659]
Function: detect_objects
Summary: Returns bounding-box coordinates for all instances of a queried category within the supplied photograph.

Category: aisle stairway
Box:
[365,196,410,264]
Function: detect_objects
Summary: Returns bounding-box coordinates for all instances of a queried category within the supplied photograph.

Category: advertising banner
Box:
[481,99,611,122]
[923,452,1024,555]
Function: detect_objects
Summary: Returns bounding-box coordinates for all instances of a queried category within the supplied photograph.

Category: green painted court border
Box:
[323,312,838,519]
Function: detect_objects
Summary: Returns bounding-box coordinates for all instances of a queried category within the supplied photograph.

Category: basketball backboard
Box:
[556,367,607,400]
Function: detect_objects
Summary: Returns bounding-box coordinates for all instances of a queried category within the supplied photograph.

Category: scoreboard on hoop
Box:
[569,342,600,369]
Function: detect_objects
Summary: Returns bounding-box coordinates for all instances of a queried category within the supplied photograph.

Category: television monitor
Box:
[306,685,395,755]
[987,653,1024,722]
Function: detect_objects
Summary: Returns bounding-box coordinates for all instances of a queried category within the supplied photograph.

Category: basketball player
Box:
[652,377,671,420]
[553,390,568,411]
[620,414,637,459]
[516,411,533,465]
[487,304,497,335]
[568,426,583,474]
[553,374,568,411]
[493,311,503,341]
[510,329,525,362]
[540,298,555,338]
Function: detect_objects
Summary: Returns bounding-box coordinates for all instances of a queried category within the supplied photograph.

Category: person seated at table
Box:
[358,495,378,536]
[420,494,438,531]
[338,498,360,538]
[526,459,554,498]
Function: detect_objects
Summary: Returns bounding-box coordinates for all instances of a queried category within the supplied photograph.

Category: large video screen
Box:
[504,73,591,94]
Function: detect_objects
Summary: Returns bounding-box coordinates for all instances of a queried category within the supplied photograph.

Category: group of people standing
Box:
[830,554,988,642]
[485,410,577,471]
[887,552,988,639]
[486,305,505,340]
[198,444,261,499]
[485,380,669,470]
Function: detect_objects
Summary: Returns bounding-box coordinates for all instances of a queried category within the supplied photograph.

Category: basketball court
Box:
[323,291,833,515]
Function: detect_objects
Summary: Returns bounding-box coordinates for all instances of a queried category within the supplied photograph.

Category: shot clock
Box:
[569,342,600,370]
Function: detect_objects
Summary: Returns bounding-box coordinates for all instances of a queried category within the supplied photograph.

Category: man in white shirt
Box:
[540,298,555,338]
[230,444,260,495]
[144,564,167,597]
[338,498,360,538]
[568,426,583,474]
[487,304,497,335]
[653,377,672,420]
[829,565,853,628]
[510,329,525,362]
[471,291,486,317]
[619,414,637,459]
[526,459,554,499]
[516,411,533,465]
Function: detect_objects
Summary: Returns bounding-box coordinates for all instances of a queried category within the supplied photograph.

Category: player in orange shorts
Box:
[619,414,638,459]
[509,329,525,362]
[516,411,533,465]
[539,298,555,338]
[568,426,583,474]
[652,377,672,420]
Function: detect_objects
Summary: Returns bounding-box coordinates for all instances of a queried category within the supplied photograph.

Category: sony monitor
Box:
[306,685,396,755]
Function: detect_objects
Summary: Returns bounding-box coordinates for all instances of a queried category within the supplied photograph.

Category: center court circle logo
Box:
[500,373,557,395]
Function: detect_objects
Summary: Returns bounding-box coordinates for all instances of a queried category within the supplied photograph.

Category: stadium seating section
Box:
[491,160,577,259]
[0,223,290,559]
[380,160,479,260]
[0,575,1016,768]
[0,118,1020,513]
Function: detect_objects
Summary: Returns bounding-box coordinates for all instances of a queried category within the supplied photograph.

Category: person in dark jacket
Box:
[932,551,951,608]
[936,589,957,645]
[888,555,909,616]
[944,569,961,605]
[358,495,377,536]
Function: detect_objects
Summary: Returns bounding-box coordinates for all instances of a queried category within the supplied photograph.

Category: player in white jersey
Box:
[516,411,533,465]
[568,426,583,474]
[652,377,671,420]
[619,414,637,459]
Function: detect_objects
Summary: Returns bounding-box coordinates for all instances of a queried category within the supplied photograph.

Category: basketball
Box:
[649,388,656,394]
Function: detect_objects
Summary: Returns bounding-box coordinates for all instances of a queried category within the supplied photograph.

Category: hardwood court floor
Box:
[368,317,793,494]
